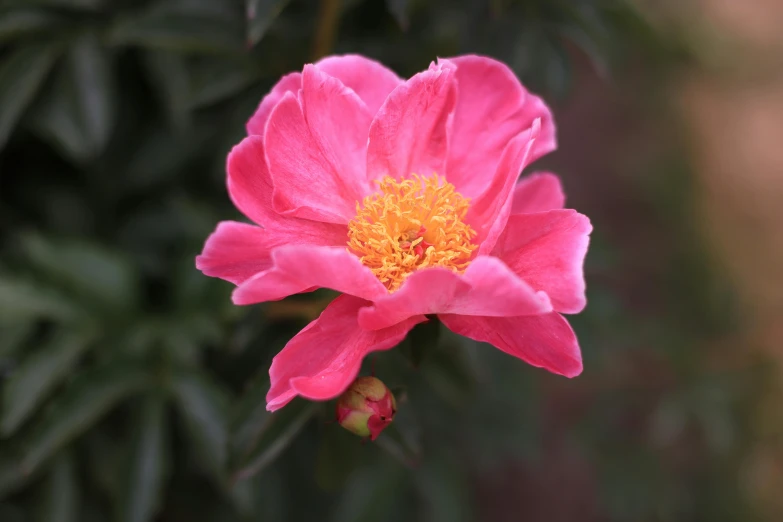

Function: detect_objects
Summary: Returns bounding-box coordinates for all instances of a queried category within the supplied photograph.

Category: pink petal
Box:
[511,172,565,215]
[467,122,541,255]
[265,92,369,224]
[227,135,277,226]
[226,135,347,237]
[366,61,457,182]
[246,72,302,135]
[445,55,556,198]
[195,219,349,287]
[495,210,592,314]
[195,221,272,284]
[300,64,372,195]
[357,256,551,330]
[232,245,387,305]
[439,312,583,378]
[315,54,403,115]
[266,294,425,410]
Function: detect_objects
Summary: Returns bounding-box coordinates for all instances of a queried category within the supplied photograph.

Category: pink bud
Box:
[336,376,397,440]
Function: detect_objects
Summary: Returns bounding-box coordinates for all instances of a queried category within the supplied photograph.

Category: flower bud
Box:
[336,376,397,440]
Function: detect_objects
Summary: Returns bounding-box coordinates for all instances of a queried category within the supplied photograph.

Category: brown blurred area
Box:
[676,0,783,519]
[475,1,783,520]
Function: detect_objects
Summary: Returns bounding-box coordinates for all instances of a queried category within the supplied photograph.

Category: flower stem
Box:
[312,0,341,60]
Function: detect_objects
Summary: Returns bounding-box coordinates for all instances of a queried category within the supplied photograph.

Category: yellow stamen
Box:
[347,174,477,292]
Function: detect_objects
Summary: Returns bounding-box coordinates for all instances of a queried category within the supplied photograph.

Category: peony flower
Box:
[196,54,592,412]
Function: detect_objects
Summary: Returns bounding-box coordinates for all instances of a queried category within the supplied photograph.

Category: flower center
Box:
[347,174,477,291]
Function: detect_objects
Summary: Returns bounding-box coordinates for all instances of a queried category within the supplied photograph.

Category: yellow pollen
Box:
[347,174,477,292]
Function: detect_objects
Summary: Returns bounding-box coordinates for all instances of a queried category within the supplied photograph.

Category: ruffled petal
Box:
[246,71,302,135]
[466,122,541,255]
[266,294,425,410]
[226,135,347,239]
[265,92,369,224]
[439,312,582,378]
[232,245,386,305]
[357,256,551,330]
[315,54,403,115]
[511,172,565,215]
[366,61,457,182]
[494,210,592,314]
[445,55,556,198]
[300,64,372,195]
[227,135,278,226]
[195,221,272,284]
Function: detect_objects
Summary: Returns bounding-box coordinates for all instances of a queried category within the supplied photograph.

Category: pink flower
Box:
[196,54,592,411]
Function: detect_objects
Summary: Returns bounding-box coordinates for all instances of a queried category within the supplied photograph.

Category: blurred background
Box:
[1,0,781,521]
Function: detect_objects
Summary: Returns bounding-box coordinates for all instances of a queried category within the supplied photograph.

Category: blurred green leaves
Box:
[118,394,168,522]
[0,1,745,521]
[37,451,80,522]
[19,234,139,315]
[32,35,116,163]
[232,398,316,482]
[109,8,244,54]
[20,361,148,475]
[0,276,83,322]
[0,43,60,149]
[0,9,66,43]
[1,330,93,435]
[171,369,230,479]
[246,0,291,47]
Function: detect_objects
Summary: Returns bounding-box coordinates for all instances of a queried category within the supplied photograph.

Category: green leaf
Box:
[157,320,201,365]
[118,394,169,522]
[3,0,102,9]
[226,477,255,518]
[227,467,287,520]
[31,35,115,163]
[170,369,230,480]
[0,9,65,43]
[542,41,572,100]
[561,24,610,80]
[1,329,93,436]
[230,375,270,459]
[20,234,139,315]
[314,425,365,491]
[0,319,34,360]
[143,51,191,131]
[385,0,409,30]
[246,0,291,47]
[415,453,474,522]
[330,464,407,522]
[419,335,477,407]
[109,9,243,53]
[375,422,421,468]
[0,275,83,322]
[560,3,611,80]
[403,317,440,368]
[36,451,79,522]
[187,57,260,109]
[0,504,25,522]
[0,42,60,149]
[232,399,315,482]
[21,361,149,475]
[0,452,28,499]
[121,126,206,192]
[83,430,126,503]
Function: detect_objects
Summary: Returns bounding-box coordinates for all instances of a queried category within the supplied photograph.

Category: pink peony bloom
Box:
[196,54,592,412]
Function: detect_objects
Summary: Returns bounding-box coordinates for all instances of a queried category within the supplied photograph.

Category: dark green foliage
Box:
[0,1,756,521]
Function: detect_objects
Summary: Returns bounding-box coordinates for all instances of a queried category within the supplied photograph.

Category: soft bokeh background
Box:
[1,0,780,521]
